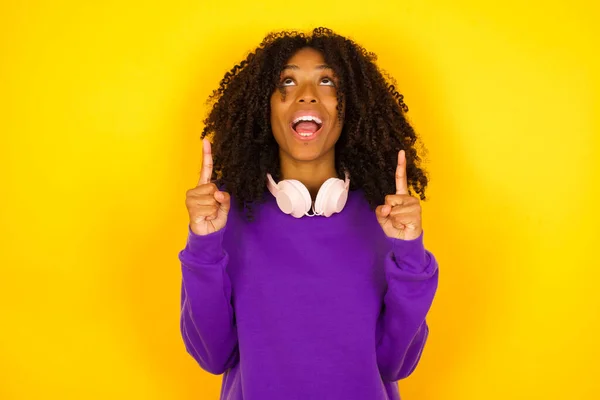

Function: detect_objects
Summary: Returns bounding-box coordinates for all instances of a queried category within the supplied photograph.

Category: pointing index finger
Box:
[199,138,213,185]
[395,149,408,195]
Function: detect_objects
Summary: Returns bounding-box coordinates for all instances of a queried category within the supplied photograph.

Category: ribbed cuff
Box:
[184,224,227,265]
[386,230,428,273]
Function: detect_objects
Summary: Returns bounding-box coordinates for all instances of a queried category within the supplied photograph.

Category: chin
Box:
[286,146,327,162]
[274,126,341,163]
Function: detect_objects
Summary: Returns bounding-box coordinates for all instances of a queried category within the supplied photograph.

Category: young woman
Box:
[178,27,439,400]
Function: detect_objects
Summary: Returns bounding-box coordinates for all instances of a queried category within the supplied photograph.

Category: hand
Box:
[375,150,423,240]
[185,139,231,236]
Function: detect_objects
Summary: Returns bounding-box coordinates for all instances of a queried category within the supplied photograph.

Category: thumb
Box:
[375,204,391,224]
[215,190,231,214]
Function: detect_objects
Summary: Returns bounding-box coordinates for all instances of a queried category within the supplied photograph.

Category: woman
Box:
[178,27,439,400]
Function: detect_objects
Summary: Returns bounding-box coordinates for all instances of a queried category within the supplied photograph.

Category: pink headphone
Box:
[266,172,350,218]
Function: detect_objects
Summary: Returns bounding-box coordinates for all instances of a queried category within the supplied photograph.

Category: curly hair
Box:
[201,27,429,218]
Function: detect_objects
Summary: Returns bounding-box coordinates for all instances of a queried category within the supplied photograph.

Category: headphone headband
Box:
[266,172,350,218]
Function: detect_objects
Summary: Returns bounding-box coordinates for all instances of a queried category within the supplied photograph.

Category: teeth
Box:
[292,115,323,125]
[299,132,314,137]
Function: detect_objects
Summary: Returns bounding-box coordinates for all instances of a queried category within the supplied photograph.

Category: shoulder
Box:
[223,187,274,227]
[347,189,375,214]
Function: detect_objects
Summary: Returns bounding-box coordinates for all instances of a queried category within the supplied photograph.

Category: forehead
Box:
[284,47,327,67]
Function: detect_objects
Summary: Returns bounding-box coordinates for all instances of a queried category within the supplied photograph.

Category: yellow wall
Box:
[1,1,598,399]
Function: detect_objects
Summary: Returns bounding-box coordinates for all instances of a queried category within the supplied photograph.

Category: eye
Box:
[281,77,296,87]
[320,77,336,87]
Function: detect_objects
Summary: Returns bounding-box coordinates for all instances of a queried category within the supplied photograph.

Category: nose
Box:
[298,96,317,103]
[296,84,318,104]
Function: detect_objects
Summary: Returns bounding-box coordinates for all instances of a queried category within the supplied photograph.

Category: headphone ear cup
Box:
[315,178,348,217]
[276,179,312,218]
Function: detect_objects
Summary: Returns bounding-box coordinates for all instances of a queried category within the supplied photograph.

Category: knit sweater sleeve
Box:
[178,225,239,375]
[376,231,439,381]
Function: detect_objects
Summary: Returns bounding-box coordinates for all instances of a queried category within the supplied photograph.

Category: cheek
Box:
[269,96,283,127]
[323,95,340,117]
[326,102,343,130]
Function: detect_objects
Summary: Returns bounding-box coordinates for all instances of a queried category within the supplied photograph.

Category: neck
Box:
[279,151,338,201]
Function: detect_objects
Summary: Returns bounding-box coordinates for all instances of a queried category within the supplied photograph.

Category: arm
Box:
[376,231,439,381]
[178,225,239,375]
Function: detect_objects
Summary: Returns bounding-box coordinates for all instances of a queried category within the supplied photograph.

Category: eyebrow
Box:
[282,64,333,71]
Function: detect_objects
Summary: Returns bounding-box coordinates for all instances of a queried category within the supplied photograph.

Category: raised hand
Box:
[375,150,423,240]
[185,139,231,236]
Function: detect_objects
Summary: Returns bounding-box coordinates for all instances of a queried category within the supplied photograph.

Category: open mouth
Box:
[291,115,323,138]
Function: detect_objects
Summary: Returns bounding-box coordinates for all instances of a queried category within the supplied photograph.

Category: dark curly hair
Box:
[201,27,429,218]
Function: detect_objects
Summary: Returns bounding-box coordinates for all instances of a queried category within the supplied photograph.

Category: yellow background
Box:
[1,0,599,399]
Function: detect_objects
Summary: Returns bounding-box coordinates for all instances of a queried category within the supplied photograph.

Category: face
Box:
[270,47,344,163]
